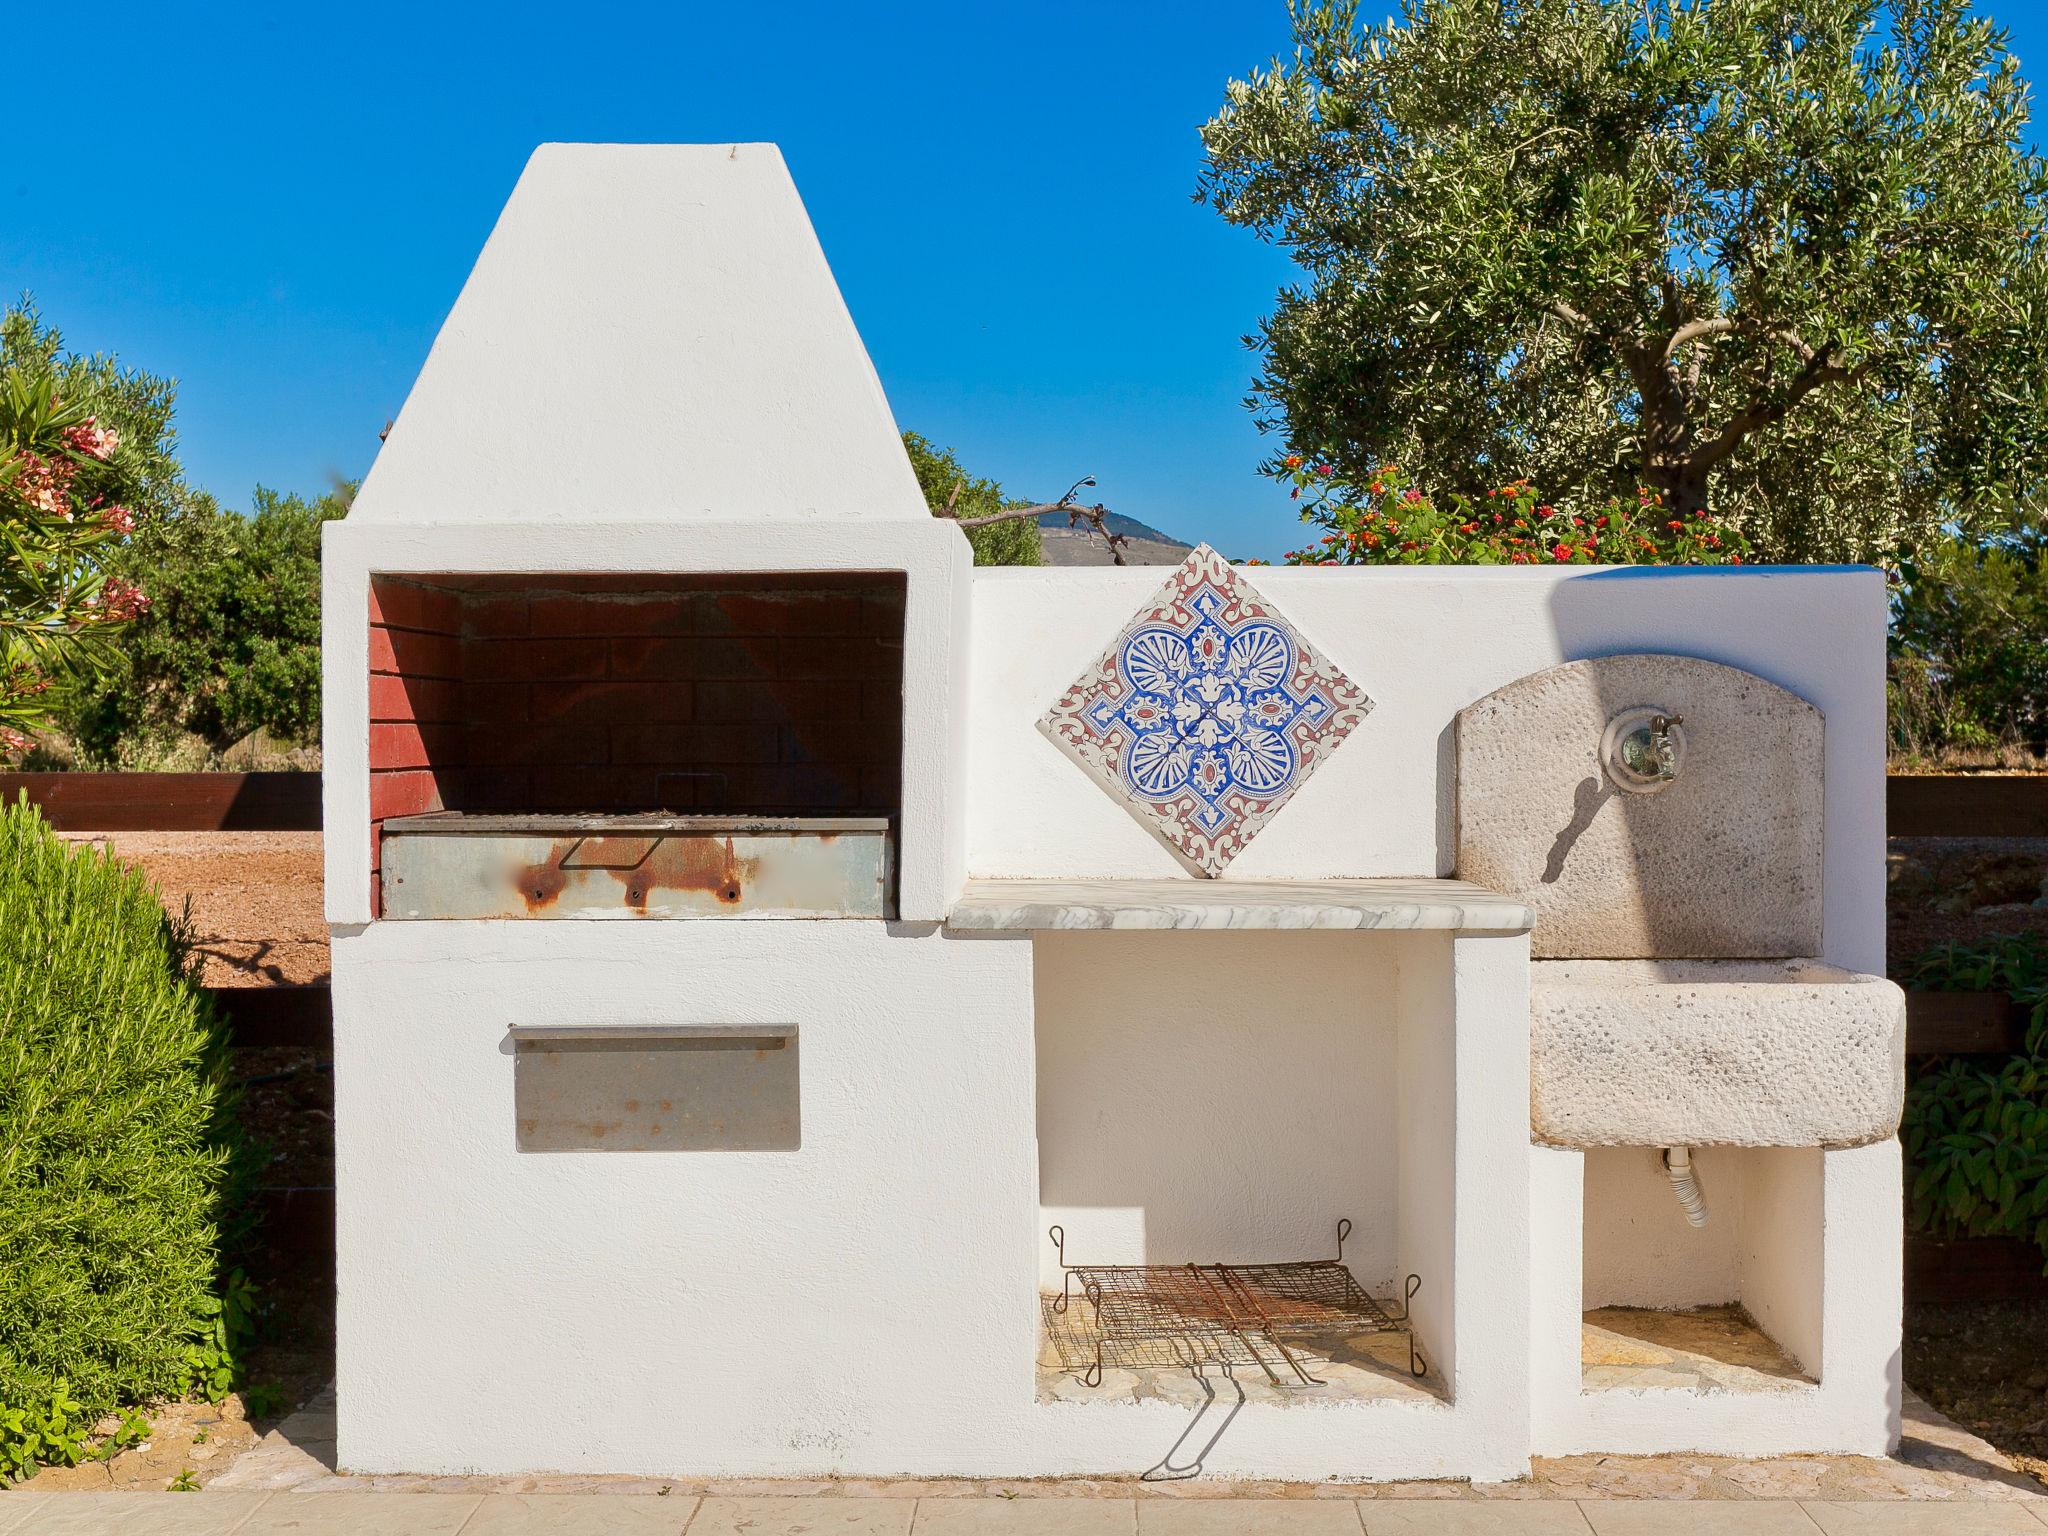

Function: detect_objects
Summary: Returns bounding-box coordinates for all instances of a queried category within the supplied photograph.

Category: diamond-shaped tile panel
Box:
[1038,545,1373,877]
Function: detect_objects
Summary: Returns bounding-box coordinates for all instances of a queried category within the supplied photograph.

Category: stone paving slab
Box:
[234,1491,479,1532]
[1358,1507,1595,1532]
[461,1493,698,1533]
[687,1496,916,1534]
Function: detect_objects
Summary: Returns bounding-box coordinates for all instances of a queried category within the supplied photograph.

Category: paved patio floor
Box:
[6,1490,2048,1533]
[13,1382,2048,1532]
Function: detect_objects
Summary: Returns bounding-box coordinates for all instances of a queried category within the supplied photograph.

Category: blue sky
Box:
[8,2,2047,561]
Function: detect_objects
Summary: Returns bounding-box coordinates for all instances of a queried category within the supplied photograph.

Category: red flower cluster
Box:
[1271,457,1749,571]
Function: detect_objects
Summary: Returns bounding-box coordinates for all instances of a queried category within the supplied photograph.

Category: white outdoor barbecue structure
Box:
[323,144,1904,1484]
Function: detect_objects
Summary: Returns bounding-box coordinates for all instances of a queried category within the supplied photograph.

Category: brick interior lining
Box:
[367,572,906,909]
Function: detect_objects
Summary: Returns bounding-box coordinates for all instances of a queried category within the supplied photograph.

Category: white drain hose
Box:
[1663,1146,1709,1227]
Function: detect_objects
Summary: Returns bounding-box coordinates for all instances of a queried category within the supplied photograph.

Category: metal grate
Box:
[1044,1222,1425,1387]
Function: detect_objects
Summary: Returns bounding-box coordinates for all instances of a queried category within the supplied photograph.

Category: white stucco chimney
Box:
[349,142,929,526]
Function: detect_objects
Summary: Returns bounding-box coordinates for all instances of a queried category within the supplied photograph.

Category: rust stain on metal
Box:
[517,859,568,911]
[601,834,752,910]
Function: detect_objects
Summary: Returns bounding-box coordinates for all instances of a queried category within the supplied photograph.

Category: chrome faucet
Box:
[1648,713,1685,781]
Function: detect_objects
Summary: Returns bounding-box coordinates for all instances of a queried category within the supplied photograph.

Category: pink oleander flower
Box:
[101,505,136,535]
[64,417,120,460]
[12,451,76,517]
[0,727,31,758]
[96,577,151,621]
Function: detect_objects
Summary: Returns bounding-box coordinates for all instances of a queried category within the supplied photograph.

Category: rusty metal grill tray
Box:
[1044,1223,1424,1387]
[378,813,893,920]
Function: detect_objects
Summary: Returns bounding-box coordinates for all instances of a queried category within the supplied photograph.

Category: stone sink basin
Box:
[1529,959,1906,1149]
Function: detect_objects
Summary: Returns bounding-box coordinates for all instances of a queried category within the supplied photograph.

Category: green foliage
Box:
[1275,456,1748,565]
[1903,937,2048,1268]
[184,1268,260,1404]
[902,431,1042,566]
[1200,0,2048,563]
[0,797,249,1471]
[64,485,349,761]
[1889,520,2048,762]
[0,300,181,754]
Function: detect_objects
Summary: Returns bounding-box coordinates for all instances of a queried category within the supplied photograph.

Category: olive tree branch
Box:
[945,475,1131,565]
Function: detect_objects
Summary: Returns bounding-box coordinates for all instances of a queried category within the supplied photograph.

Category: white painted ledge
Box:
[945,878,1535,933]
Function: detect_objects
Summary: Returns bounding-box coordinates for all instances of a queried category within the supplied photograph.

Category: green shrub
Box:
[62,484,347,763]
[1903,936,2048,1267]
[0,797,246,1446]
[902,431,1042,567]
[1890,524,2048,765]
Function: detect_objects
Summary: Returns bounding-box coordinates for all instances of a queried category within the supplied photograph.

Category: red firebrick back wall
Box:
[368,576,905,832]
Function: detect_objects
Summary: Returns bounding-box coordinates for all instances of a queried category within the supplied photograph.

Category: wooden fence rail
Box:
[1,771,322,831]
[1888,773,2048,838]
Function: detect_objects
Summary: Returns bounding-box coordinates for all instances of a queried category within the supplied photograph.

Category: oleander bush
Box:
[0,796,248,1455]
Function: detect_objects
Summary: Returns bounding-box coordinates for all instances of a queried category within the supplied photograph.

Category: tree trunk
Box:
[1641,459,1710,521]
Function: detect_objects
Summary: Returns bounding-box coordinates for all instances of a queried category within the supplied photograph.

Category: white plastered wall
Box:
[333,918,1534,1482]
[329,550,1892,1476]
[1581,1145,1824,1376]
[967,565,1887,975]
[969,562,1895,1465]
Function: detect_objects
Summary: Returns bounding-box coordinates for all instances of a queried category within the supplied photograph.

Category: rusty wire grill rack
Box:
[1044,1221,1425,1388]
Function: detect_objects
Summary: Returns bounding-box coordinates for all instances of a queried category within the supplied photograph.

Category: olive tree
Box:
[1199,0,2048,562]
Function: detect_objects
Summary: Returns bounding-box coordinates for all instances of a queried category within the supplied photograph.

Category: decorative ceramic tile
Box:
[1039,545,1372,876]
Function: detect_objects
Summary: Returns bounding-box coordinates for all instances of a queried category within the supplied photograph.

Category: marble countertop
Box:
[945,878,1535,933]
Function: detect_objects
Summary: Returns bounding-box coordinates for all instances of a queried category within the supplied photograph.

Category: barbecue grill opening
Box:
[366,571,904,917]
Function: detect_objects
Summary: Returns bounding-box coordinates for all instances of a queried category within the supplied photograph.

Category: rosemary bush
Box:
[0,797,244,1441]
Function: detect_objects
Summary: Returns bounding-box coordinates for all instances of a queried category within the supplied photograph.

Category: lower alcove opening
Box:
[1580,1144,1821,1395]
[1028,929,1456,1410]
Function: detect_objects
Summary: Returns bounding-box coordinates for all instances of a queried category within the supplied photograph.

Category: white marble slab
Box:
[945,877,1534,933]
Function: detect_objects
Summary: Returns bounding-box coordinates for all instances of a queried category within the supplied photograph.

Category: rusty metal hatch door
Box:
[510,1024,799,1152]
[380,814,892,919]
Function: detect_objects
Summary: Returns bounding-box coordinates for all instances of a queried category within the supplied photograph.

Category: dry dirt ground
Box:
[59,831,328,986]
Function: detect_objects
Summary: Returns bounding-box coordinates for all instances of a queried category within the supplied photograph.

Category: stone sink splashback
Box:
[1455,654,1823,959]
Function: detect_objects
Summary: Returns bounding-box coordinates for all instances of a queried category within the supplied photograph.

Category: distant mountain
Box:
[1035,509,1195,567]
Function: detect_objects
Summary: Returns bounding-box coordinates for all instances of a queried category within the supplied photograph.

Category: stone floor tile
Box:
[461,1493,697,1532]
[1365,1485,1472,1500]
[1580,1504,1820,1533]
[1802,1502,2045,1534]
[689,1496,919,1535]
[1136,1499,1363,1532]
[913,1499,1135,1534]
[233,1491,479,1533]
[1359,1504,1593,1532]
[11,1491,273,1534]
[0,1496,49,1536]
